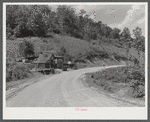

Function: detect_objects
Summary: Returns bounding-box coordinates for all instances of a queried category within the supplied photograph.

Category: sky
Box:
[49,4,146,37]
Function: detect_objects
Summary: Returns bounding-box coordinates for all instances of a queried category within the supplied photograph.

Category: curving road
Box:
[6,65,139,107]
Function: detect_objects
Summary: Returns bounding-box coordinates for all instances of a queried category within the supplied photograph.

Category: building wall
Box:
[50,55,55,68]
[38,63,45,69]
[45,63,50,68]
[34,64,38,69]
[57,59,63,69]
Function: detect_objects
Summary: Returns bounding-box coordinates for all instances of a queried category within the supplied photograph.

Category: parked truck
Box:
[62,63,68,71]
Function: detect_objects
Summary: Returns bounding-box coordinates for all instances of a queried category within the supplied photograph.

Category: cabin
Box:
[33,52,66,70]
[34,53,55,69]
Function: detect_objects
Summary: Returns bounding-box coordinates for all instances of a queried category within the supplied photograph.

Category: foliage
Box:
[6,59,31,82]
[121,27,131,41]
[6,5,33,37]
[132,27,145,52]
[27,5,55,37]
[11,65,28,81]
[91,66,145,98]
[6,5,145,54]
[6,5,128,41]
[19,39,35,58]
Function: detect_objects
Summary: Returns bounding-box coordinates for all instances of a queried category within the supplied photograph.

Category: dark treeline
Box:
[6,5,145,52]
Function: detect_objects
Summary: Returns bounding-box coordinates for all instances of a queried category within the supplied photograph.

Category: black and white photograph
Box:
[3,2,148,119]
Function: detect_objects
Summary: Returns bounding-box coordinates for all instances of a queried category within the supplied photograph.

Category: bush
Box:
[6,71,12,82]
[6,64,30,82]
[90,66,145,98]
[12,65,28,80]
[99,80,106,87]
[19,39,35,58]
[137,85,145,97]
[97,80,113,92]
[131,70,145,85]
[128,79,145,98]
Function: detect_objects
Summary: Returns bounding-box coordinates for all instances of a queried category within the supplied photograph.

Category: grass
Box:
[85,66,145,99]
[6,72,38,91]
[7,34,128,63]
[6,63,33,82]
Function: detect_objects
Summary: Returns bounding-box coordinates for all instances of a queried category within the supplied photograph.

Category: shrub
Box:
[131,70,145,85]
[90,66,145,98]
[137,85,145,98]
[6,63,31,82]
[6,71,12,82]
[19,39,35,58]
[129,79,145,98]
[99,80,106,87]
[12,65,28,80]
[103,81,113,92]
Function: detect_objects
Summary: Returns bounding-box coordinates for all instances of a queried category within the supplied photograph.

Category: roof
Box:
[54,55,64,59]
[34,53,53,63]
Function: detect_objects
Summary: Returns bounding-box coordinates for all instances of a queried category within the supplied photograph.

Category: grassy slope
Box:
[7,34,127,66]
[84,66,145,103]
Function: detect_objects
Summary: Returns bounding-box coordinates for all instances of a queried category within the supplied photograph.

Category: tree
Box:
[6,5,19,29]
[19,39,34,58]
[100,24,112,38]
[121,27,131,41]
[58,46,66,56]
[121,27,131,54]
[27,5,52,37]
[79,9,86,17]
[110,28,121,39]
[6,5,32,37]
[121,27,132,73]
[133,26,142,40]
[133,27,144,52]
[56,5,79,37]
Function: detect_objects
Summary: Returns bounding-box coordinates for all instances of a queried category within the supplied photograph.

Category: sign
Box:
[68,61,71,64]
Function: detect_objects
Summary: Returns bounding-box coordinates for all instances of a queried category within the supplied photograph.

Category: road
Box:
[6,65,139,107]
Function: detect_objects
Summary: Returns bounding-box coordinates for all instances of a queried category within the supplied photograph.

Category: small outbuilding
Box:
[54,55,64,69]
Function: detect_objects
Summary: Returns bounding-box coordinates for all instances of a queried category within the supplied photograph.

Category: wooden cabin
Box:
[34,53,55,69]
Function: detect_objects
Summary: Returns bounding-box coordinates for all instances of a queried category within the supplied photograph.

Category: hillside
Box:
[7,34,127,66]
[6,34,128,84]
